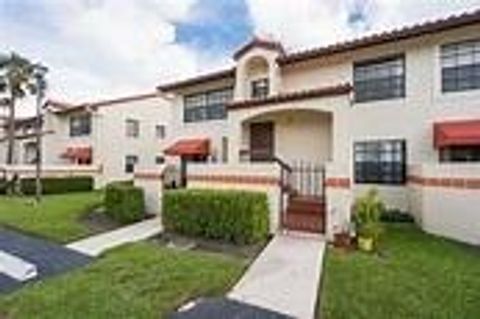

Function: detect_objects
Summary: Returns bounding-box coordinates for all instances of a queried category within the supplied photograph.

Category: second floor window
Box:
[441,38,480,93]
[184,87,232,123]
[69,113,91,137]
[354,55,405,103]
[126,119,139,138]
[251,78,269,99]
[155,125,166,139]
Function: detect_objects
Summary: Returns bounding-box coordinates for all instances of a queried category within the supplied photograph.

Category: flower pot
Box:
[334,232,352,249]
[358,236,374,252]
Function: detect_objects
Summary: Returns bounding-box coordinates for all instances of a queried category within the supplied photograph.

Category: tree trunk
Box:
[6,94,15,165]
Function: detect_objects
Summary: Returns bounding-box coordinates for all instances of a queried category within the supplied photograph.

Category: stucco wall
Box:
[42,95,170,186]
[409,163,480,246]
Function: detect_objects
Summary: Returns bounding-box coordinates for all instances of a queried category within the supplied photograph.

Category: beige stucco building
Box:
[156,9,480,243]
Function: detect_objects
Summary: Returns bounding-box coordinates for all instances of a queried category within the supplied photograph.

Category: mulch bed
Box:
[79,208,123,234]
[152,232,270,260]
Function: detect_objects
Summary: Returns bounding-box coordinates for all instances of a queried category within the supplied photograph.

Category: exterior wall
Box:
[241,110,332,165]
[42,95,170,186]
[166,78,234,164]
[96,96,169,185]
[409,163,480,246]
[186,163,282,232]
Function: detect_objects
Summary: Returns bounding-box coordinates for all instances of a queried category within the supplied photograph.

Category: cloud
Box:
[245,0,480,50]
[0,0,200,109]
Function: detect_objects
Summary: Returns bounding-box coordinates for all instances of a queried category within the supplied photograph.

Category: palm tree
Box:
[0,52,39,164]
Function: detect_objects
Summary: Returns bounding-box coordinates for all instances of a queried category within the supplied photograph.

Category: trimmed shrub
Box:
[20,176,93,195]
[380,209,415,223]
[163,189,269,244]
[105,182,145,224]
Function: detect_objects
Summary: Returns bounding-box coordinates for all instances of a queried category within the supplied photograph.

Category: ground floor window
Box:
[125,155,138,173]
[439,145,480,162]
[354,139,407,185]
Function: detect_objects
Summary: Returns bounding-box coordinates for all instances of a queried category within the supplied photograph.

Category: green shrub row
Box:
[20,176,93,195]
[163,189,269,244]
[105,182,145,224]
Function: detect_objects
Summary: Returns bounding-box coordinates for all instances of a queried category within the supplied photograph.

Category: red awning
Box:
[60,146,92,160]
[434,120,480,148]
[164,138,210,156]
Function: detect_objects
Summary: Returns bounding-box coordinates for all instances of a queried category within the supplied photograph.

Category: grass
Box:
[0,243,245,319]
[320,223,480,319]
[0,192,103,243]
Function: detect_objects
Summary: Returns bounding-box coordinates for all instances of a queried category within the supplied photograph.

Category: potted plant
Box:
[333,222,354,249]
[353,189,385,252]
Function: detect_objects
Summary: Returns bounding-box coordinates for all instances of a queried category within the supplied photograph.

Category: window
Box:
[125,155,138,173]
[251,78,269,99]
[69,114,91,137]
[155,125,166,139]
[440,146,480,162]
[354,139,406,184]
[441,38,480,92]
[354,55,405,102]
[221,136,228,163]
[155,156,165,164]
[184,87,233,123]
[126,119,139,138]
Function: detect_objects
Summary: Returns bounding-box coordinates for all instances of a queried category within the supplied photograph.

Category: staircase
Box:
[284,196,325,233]
[273,157,326,234]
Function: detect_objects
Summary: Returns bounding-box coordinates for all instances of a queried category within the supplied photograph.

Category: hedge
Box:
[163,189,269,244]
[105,182,145,224]
[20,176,94,195]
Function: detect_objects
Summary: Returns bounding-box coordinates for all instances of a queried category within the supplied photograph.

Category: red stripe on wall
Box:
[408,175,480,190]
[325,177,351,189]
[188,174,279,185]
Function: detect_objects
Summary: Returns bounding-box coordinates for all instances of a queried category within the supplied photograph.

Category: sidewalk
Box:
[66,218,163,256]
[228,233,326,319]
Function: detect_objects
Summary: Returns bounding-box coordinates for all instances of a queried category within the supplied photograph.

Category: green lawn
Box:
[320,223,480,319]
[0,243,245,319]
[0,192,103,243]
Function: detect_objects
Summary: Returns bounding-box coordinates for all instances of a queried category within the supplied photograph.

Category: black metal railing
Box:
[290,161,325,198]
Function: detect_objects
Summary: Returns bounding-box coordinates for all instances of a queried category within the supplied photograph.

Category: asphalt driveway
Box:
[0,228,92,293]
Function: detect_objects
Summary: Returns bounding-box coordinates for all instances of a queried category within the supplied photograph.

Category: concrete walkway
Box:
[67,218,163,256]
[229,233,326,319]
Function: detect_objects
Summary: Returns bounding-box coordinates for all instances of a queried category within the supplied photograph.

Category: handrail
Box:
[272,156,292,173]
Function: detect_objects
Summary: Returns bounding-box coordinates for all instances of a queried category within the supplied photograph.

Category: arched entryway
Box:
[239,108,333,233]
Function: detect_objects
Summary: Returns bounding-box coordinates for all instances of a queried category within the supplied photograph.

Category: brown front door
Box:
[250,121,275,161]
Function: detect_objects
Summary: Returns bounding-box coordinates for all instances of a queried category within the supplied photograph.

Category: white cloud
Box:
[246,0,480,50]
[0,0,200,112]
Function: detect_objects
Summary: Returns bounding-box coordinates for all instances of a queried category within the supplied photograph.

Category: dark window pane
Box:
[441,38,480,92]
[183,87,232,123]
[354,140,407,185]
[354,56,405,103]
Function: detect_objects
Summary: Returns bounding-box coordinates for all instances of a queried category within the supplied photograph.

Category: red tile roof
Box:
[227,84,352,110]
[46,92,161,115]
[157,68,236,92]
[156,9,480,91]
[233,37,285,61]
[278,8,480,66]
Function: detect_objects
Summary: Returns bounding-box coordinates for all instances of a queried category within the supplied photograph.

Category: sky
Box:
[0,0,479,116]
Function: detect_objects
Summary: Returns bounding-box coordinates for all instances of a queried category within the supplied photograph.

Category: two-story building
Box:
[157,9,480,237]
[41,93,171,185]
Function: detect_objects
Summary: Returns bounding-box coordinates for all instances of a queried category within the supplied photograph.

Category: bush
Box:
[353,189,385,250]
[163,189,269,244]
[105,182,145,224]
[20,176,93,195]
[381,209,415,223]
